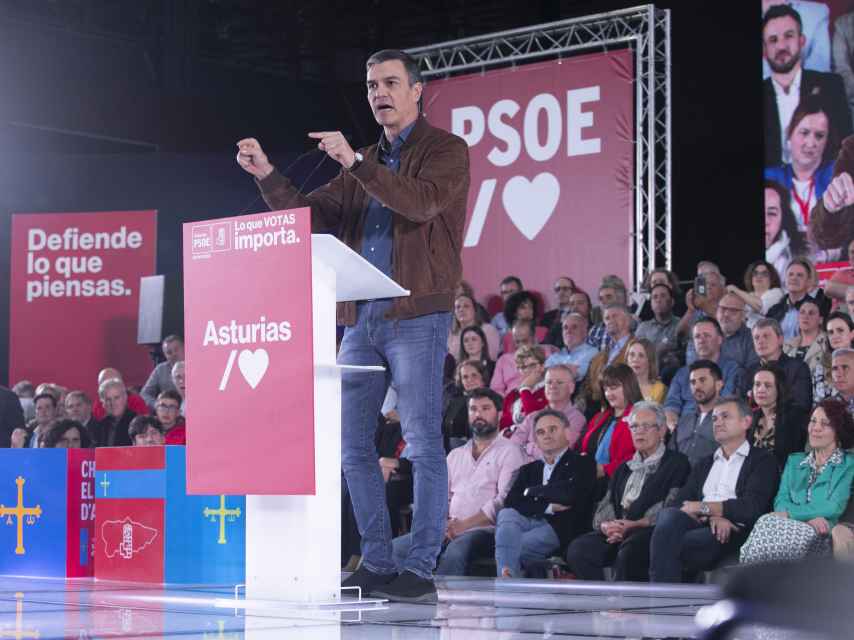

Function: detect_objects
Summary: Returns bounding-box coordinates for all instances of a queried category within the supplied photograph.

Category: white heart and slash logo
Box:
[501,172,560,240]
[238,349,269,389]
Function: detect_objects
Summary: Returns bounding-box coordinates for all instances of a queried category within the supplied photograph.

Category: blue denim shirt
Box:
[360,121,416,278]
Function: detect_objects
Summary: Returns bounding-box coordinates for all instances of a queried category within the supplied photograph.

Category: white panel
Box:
[311,234,409,302]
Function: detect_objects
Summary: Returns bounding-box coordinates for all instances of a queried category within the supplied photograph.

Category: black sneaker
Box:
[371,570,437,604]
[341,565,396,597]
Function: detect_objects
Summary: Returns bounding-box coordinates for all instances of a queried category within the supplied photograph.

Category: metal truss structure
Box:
[408,4,672,290]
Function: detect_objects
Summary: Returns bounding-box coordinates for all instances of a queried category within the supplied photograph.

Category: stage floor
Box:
[0,575,810,639]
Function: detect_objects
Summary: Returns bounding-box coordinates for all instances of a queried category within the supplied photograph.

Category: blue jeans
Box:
[339,300,451,579]
[494,508,560,578]
[392,528,495,576]
[648,507,740,583]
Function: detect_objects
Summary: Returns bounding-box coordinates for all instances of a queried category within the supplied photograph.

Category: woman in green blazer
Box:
[741,398,854,564]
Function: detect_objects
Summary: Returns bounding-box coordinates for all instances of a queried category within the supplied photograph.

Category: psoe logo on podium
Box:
[0,476,42,555]
[191,222,232,258]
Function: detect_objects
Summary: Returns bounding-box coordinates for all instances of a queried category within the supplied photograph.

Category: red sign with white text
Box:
[9,211,157,395]
[423,50,635,298]
[183,208,315,495]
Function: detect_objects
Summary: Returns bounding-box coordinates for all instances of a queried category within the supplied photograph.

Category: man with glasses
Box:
[543,277,576,348]
[155,390,185,444]
[714,293,759,370]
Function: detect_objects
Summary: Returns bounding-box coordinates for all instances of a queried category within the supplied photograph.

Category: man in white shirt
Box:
[649,397,780,583]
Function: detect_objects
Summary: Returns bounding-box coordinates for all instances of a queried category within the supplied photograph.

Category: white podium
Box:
[244,234,409,604]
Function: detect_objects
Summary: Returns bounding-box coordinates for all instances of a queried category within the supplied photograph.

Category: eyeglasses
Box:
[156,404,180,412]
[718,305,745,315]
[752,269,770,278]
[629,422,659,432]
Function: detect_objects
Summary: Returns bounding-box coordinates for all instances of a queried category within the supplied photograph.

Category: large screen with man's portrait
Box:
[762,0,854,285]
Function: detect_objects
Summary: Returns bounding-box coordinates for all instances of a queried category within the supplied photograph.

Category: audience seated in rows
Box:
[510,364,585,460]
[91,367,148,420]
[64,391,97,441]
[495,409,597,578]
[784,298,832,401]
[93,378,136,447]
[767,258,831,340]
[566,402,690,581]
[634,268,687,322]
[634,283,682,375]
[156,390,186,444]
[491,320,534,395]
[499,345,547,431]
[665,318,744,428]
[671,360,724,467]
[714,292,760,371]
[448,294,500,361]
[587,280,630,351]
[129,415,165,446]
[42,418,92,449]
[490,276,522,338]
[544,313,598,383]
[582,304,633,408]
[140,335,184,408]
[727,260,785,329]
[649,397,780,583]
[626,337,668,404]
[578,364,640,494]
[678,261,726,357]
[541,276,577,345]
[742,399,854,564]
[745,317,813,410]
[393,388,527,576]
[444,324,495,386]
[500,291,549,353]
[750,363,809,469]
[442,359,486,451]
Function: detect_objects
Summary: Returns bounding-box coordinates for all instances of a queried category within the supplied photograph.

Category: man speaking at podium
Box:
[237,49,470,602]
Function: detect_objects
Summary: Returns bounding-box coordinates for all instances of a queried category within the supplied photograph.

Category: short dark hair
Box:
[128,415,162,441]
[504,290,541,325]
[467,387,503,413]
[42,419,91,448]
[689,359,723,381]
[693,316,724,338]
[366,49,423,86]
[762,4,802,34]
[715,396,752,419]
[533,408,569,430]
[34,392,57,408]
[814,398,854,449]
[827,311,854,335]
[500,275,523,290]
[162,334,183,345]
[649,283,674,300]
[156,390,183,405]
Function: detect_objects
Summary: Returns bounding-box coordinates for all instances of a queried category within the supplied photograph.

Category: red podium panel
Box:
[182,208,315,495]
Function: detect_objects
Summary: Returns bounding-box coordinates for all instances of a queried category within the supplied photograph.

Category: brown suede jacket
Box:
[810,135,854,249]
[257,115,470,326]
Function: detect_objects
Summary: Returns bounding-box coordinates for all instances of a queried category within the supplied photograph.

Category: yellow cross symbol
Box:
[203,496,241,545]
[0,478,42,555]
[0,592,40,639]
[203,620,241,639]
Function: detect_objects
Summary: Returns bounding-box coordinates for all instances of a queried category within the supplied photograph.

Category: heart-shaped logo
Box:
[238,349,269,389]
[501,172,560,240]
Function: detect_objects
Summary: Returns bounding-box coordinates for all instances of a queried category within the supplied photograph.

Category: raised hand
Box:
[308,131,357,168]
[236,138,275,180]
[823,172,854,213]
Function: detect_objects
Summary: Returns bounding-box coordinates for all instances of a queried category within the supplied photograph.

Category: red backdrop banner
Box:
[182,208,315,495]
[423,50,635,301]
[9,211,157,395]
